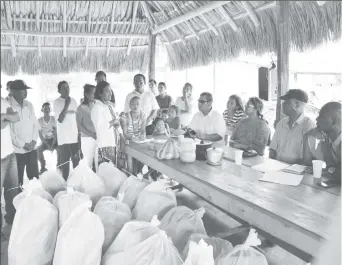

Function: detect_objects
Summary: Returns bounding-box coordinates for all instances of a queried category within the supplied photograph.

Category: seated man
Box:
[269,89,315,164]
[303,102,341,180]
[189,92,226,143]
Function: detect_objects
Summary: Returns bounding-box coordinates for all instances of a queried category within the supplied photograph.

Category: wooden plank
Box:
[1,44,149,51]
[107,1,117,57]
[170,1,200,40]
[241,1,260,27]
[152,1,231,34]
[125,142,340,260]
[62,1,67,57]
[1,30,150,39]
[217,6,238,32]
[4,1,16,58]
[36,2,41,57]
[127,1,139,56]
[275,1,290,125]
[148,34,157,80]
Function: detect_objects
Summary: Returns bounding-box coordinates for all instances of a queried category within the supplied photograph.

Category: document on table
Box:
[251,159,289,173]
[282,164,307,175]
[259,171,304,186]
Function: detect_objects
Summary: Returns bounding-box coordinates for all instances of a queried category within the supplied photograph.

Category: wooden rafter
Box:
[166,1,276,45]
[241,1,260,27]
[170,1,199,40]
[127,1,139,56]
[153,1,186,44]
[36,1,42,57]
[62,1,67,57]
[107,1,117,56]
[1,30,150,39]
[4,1,16,58]
[189,1,219,36]
[152,1,230,34]
[1,44,149,51]
[85,1,92,57]
[217,6,238,32]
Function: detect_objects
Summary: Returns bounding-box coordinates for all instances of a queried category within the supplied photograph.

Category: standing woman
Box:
[76,84,97,169]
[156,82,173,113]
[175,83,194,127]
[229,97,271,156]
[91,81,119,171]
[223,95,246,144]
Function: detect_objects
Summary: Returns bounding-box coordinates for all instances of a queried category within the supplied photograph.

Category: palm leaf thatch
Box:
[1,1,341,75]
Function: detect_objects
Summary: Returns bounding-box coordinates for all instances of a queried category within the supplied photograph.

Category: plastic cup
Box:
[234,150,243,165]
[312,160,324,185]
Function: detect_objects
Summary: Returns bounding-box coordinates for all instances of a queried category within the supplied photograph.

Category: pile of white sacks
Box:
[7,159,268,265]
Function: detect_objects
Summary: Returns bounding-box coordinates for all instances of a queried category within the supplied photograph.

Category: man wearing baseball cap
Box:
[7,80,40,186]
[269,89,315,164]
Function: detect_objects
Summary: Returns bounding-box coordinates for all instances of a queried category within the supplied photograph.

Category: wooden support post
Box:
[148,34,157,81]
[275,1,290,126]
[62,1,67,58]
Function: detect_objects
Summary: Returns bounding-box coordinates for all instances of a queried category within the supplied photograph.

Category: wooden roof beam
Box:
[241,1,260,27]
[85,1,92,57]
[127,1,139,56]
[152,1,231,34]
[1,44,149,51]
[1,30,149,39]
[62,1,67,57]
[170,1,200,40]
[36,1,42,57]
[217,6,238,32]
[4,1,16,58]
[107,1,117,57]
[154,1,186,44]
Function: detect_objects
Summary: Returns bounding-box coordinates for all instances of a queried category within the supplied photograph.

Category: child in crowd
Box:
[37,102,57,174]
[223,95,246,145]
[166,105,181,132]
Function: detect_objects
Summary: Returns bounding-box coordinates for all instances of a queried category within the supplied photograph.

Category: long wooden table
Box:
[125,140,341,261]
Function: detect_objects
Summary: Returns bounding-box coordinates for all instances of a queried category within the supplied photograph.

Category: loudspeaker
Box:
[258,67,277,101]
[258,67,269,101]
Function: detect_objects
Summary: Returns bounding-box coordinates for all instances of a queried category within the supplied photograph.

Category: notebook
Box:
[259,171,304,186]
[282,164,307,175]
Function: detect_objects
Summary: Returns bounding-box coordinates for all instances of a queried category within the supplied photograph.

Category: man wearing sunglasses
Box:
[189,92,226,143]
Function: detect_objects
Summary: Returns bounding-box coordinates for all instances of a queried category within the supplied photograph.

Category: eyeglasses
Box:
[198,100,208,104]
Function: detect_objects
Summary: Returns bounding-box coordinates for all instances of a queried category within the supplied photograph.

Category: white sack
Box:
[13,178,53,210]
[93,196,132,253]
[53,187,91,229]
[132,182,177,221]
[104,216,161,256]
[102,231,183,265]
[116,175,150,209]
[39,170,66,197]
[98,162,127,197]
[182,233,233,261]
[216,229,268,265]
[183,239,214,265]
[53,202,104,265]
[8,194,58,265]
[67,159,106,209]
[159,206,207,253]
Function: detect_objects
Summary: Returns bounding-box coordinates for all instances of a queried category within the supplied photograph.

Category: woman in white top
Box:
[175,83,194,127]
[91,81,119,170]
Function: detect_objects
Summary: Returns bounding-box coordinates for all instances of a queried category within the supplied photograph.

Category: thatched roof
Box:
[1,1,341,75]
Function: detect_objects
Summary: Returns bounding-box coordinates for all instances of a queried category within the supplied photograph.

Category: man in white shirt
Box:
[8,80,40,186]
[53,81,80,180]
[1,96,21,227]
[124,74,159,125]
[189,92,226,143]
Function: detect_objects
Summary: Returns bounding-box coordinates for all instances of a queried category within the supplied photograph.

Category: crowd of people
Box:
[1,70,341,234]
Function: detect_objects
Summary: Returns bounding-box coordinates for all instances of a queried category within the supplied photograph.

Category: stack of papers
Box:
[259,171,304,186]
[282,164,307,175]
[251,160,289,173]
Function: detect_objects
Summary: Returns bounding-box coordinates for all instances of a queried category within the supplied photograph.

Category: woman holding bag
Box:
[91,81,120,171]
